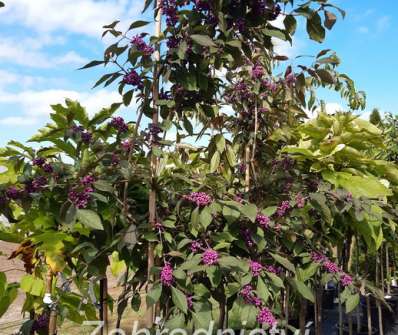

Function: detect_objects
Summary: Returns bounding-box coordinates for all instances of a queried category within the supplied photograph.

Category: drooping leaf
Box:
[190,34,217,47]
[171,287,188,314]
[306,13,325,43]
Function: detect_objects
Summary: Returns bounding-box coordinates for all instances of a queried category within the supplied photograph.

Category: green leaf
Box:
[284,15,297,35]
[345,293,359,313]
[190,34,217,47]
[129,20,150,30]
[256,277,270,302]
[146,283,162,307]
[0,2,4,8]
[270,253,296,273]
[79,60,104,70]
[307,13,325,43]
[226,40,242,48]
[131,292,141,311]
[293,279,315,303]
[76,209,104,230]
[225,145,236,167]
[171,287,188,314]
[110,251,127,277]
[240,203,257,222]
[210,151,220,173]
[266,272,284,288]
[200,207,213,230]
[214,134,226,152]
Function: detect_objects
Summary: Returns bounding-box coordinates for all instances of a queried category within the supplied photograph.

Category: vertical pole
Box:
[100,277,108,335]
[355,236,361,333]
[244,146,250,192]
[386,244,391,295]
[376,251,384,335]
[46,270,57,335]
[146,0,162,328]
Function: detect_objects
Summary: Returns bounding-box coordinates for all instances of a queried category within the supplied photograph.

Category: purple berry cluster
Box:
[146,123,162,145]
[5,186,21,200]
[160,262,174,287]
[131,34,154,56]
[123,69,143,89]
[240,285,261,306]
[276,201,290,217]
[323,260,340,274]
[68,175,95,209]
[256,214,271,228]
[121,139,133,152]
[166,36,180,49]
[162,0,178,27]
[252,64,264,79]
[81,175,96,186]
[310,251,327,263]
[340,273,353,287]
[190,240,202,253]
[194,0,210,11]
[71,125,92,144]
[240,228,254,247]
[110,116,129,133]
[249,260,263,277]
[183,192,212,207]
[295,193,305,208]
[24,176,47,194]
[186,294,193,309]
[201,248,219,265]
[262,79,278,93]
[257,307,277,326]
[239,283,277,326]
[32,313,49,332]
[310,251,353,287]
[154,221,164,231]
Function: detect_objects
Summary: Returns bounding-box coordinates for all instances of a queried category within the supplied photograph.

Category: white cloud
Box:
[0,37,87,68]
[0,89,123,126]
[358,26,369,34]
[376,16,390,32]
[1,0,143,38]
[0,69,65,89]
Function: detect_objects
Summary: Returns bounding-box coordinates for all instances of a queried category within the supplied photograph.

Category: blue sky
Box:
[0,0,397,146]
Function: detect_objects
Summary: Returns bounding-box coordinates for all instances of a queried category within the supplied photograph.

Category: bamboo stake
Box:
[146,0,162,328]
[45,269,57,335]
[386,244,391,295]
[244,146,250,192]
[299,298,307,335]
[376,252,384,335]
[365,258,372,335]
[284,273,289,335]
[355,236,360,334]
[100,277,108,335]
[366,294,372,335]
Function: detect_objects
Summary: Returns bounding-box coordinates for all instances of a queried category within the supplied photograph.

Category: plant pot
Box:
[335,322,377,335]
[323,288,336,310]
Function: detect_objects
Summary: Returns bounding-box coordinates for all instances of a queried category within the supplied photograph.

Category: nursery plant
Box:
[1,1,397,335]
